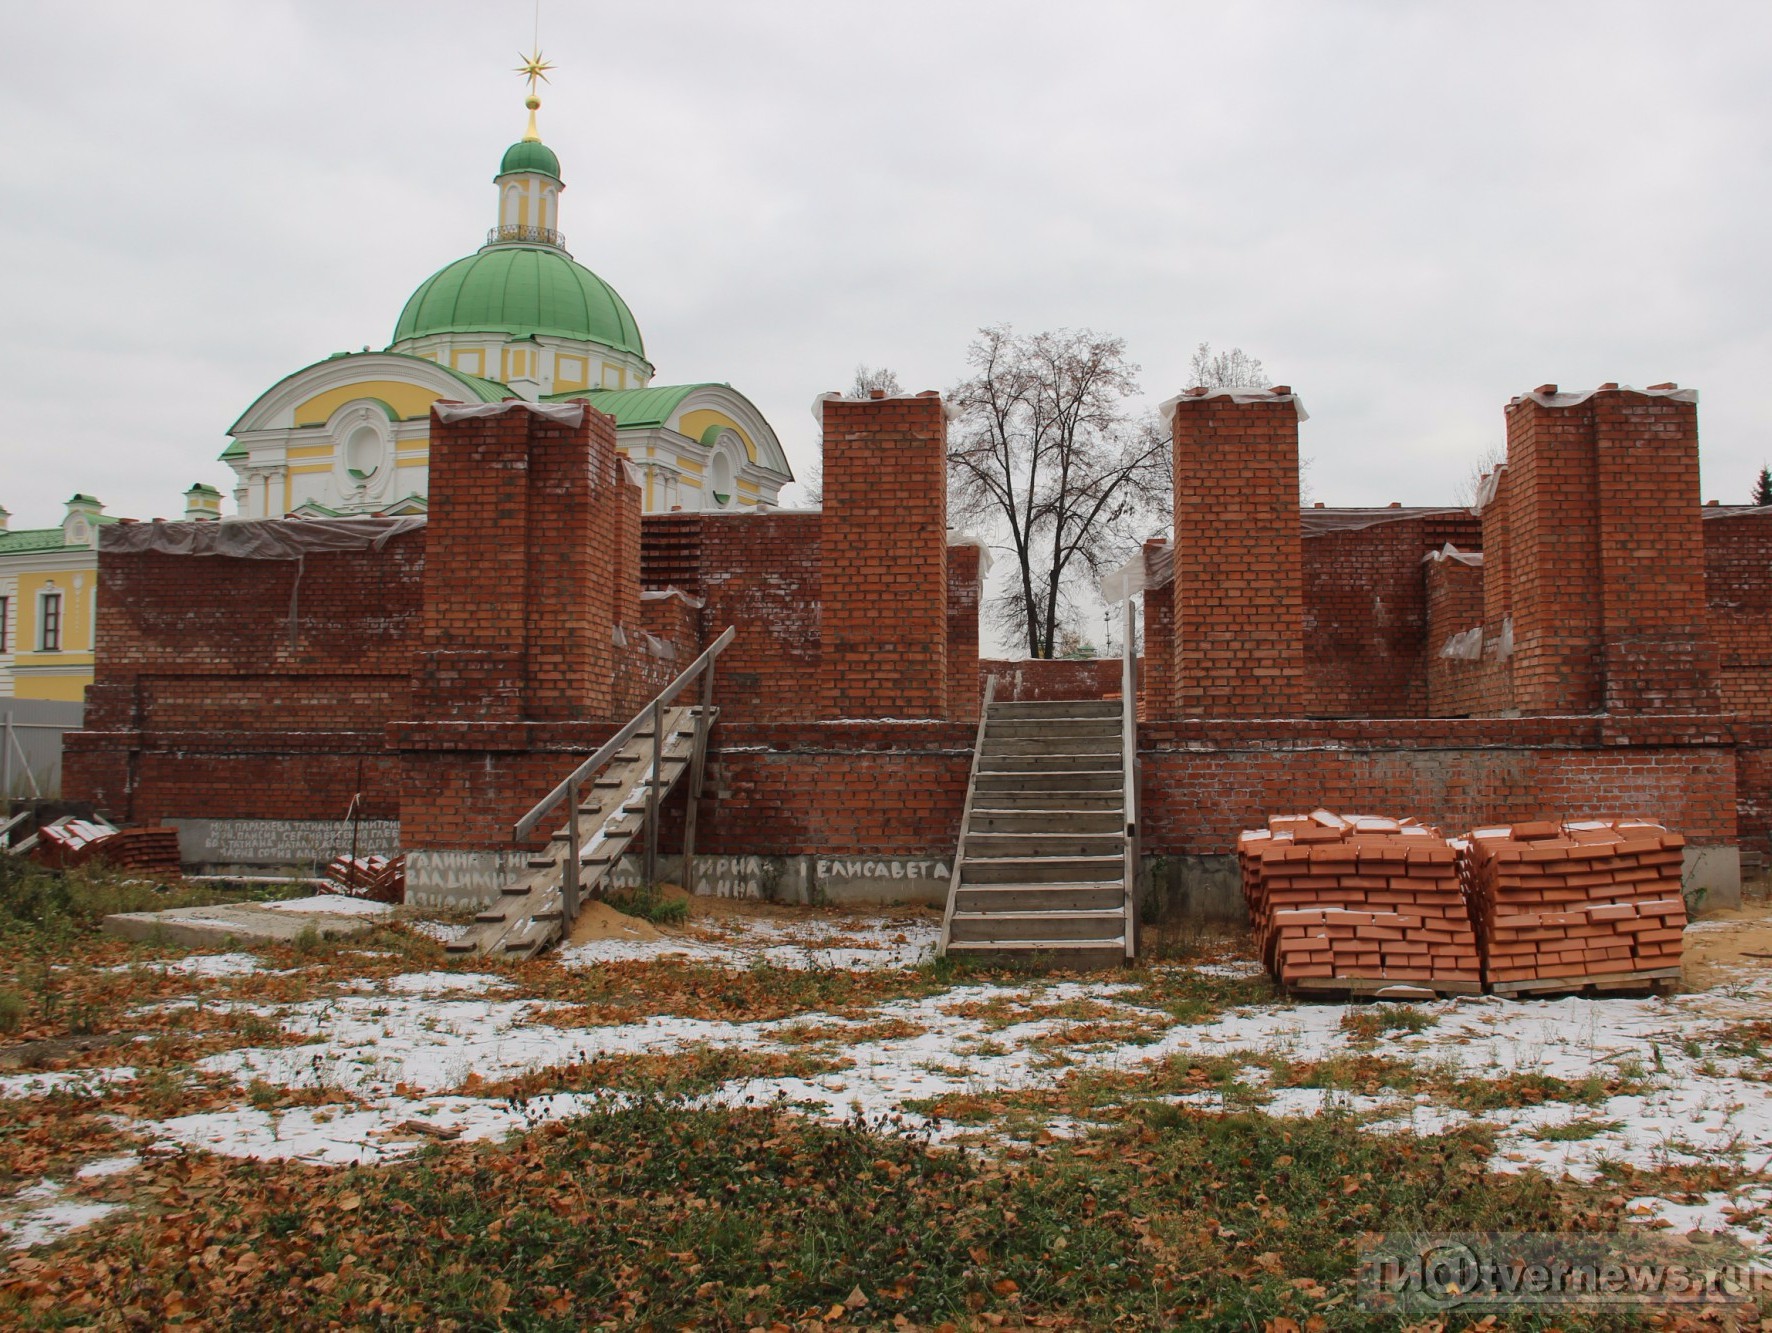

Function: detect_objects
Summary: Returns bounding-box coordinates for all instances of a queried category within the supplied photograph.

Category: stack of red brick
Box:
[1460,819,1687,988]
[1237,811,1483,992]
[33,818,182,875]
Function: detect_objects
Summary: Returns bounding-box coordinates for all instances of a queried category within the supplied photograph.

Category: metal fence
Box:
[3,698,83,799]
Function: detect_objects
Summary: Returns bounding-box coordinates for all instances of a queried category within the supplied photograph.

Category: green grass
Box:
[0,1098,1650,1329]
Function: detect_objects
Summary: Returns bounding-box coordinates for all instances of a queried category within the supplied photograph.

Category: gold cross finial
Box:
[515,49,554,141]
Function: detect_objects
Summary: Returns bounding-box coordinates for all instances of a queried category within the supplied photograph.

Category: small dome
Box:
[390,246,646,358]
[498,139,561,182]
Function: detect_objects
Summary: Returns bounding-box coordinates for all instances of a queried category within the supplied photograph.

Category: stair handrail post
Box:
[939,674,997,958]
[2,711,11,802]
[681,660,717,898]
[645,694,663,893]
[563,777,581,925]
[1121,598,1139,960]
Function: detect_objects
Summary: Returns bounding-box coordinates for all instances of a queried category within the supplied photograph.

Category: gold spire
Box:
[515,49,555,142]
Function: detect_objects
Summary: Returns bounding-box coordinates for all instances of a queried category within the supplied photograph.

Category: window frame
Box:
[39,591,61,652]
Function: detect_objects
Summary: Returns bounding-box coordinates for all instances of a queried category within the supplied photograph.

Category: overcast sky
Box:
[2,0,1770,534]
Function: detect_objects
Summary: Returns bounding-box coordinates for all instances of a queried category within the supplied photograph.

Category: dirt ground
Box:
[1684,894,1772,989]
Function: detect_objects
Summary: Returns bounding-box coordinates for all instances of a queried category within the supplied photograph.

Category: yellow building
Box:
[224,81,792,518]
[0,486,220,701]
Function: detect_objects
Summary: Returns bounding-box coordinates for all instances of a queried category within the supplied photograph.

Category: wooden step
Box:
[945,939,1128,970]
[986,699,1120,719]
[964,832,1125,858]
[953,882,1126,913]
[961,853,1123,885]
[948,909,1125,943]
[968,809,1124,834]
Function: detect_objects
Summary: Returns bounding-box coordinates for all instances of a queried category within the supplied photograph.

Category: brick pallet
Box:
[1460,819,1687,996]
[1238,811,1483,997]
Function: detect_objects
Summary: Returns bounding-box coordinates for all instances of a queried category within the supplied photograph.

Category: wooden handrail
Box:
[1121,598,1140,959]
[938,675,996,957]
[513,625,737,842]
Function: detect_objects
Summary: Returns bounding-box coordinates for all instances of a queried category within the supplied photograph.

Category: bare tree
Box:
[800,365,906,504]
[1453,444,1507,509]
[1189,341,1271,390]
[948,326,1169,658]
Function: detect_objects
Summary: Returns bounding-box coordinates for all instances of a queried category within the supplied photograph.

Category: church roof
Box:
[391,246,646,358]
[0,528,67,555]
[498,139,561,182]
[545,383,722,428]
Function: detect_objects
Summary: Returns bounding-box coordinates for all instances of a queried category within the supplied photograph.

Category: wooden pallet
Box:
[1285,975,1484,1000]
[1487,966,1682,999]
[447,705,705,960]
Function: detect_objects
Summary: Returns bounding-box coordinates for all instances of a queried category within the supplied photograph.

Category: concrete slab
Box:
[102,897,390,947]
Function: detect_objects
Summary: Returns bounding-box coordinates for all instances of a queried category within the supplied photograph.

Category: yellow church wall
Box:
[556,354,588,391]
[288,444,334,460]
[451,350,486,378]
[293,382,442,427]
[11,567,96,697]
[14,674,88,703]
[677,410,758,463]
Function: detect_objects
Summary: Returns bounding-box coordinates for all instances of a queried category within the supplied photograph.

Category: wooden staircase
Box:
[447,706,708,960]
[939,690,1138,969]
[449,626,734,961]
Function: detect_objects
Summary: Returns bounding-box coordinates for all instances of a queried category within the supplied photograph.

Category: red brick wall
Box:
[411,403,627,723]
[982,658,1122,702]
[1481,464,1513,630]
[1505,394,1605,713]
[1705,513,1772,720]
[1140,548,1173,721]
[947,545,982,722]
[65,530,426,822]
[1302,514,1482,717]
[1594,391,1718,712]
[688,722,973,855]
[820,393,949,718]
[1139,716,1737,855]
[1171,391,1304,716]
[695,513,821,723]
[1422,554,1513,716]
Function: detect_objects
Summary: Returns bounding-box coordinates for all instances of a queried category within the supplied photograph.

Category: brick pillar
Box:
[1170,389,1305,717]
[819,392,949,718]
[1139,539,1173,722]
[1503,390,1606,714]
[412,401,622,722]
[946,542,981,724]
[1593,388,1719,712]
[1478,463,1512,632]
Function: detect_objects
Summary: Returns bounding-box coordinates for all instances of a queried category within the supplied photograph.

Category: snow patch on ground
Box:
[0,1067,137,1100]
[265,895,394,917]
[0,1179,120,1250]
[559,914,939,971]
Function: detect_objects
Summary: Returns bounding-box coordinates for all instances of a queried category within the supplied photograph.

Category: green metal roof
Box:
[0,528,67,555]
[544,383,720,428]
[498,139,561,183]
[221,353,513,459]
[389,247,645,356]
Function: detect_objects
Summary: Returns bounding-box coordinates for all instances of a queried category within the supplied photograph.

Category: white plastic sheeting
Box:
[1423,542,1484,567]
[1155,386,1309,422]
[1513,384,1699,411]
[1099,542,1173,604]
[945,530,994,577]
[1439,628,1485,661]
[432,400,585,426]
[100,516,425,559]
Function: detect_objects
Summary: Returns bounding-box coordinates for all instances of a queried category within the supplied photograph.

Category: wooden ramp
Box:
[447,706,708,960]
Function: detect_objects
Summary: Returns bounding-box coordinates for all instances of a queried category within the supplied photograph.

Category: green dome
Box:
[390,247,646,358]
[499,139,561,181]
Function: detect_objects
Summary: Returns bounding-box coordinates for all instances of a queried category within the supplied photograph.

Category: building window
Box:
[0,597,8,653]
[39,592,61,652]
